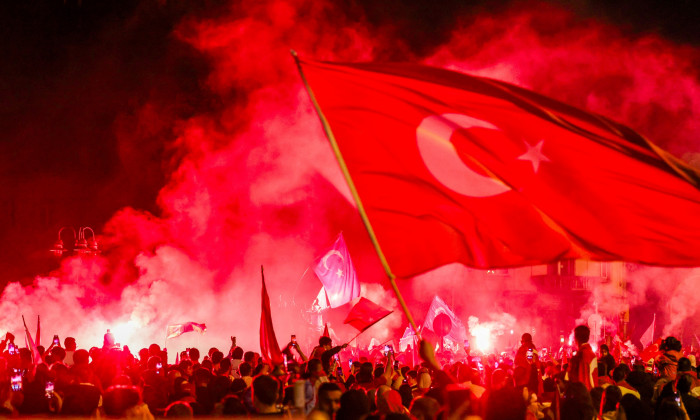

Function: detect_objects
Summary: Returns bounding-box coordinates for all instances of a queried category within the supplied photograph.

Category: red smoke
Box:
[0,0,697,356]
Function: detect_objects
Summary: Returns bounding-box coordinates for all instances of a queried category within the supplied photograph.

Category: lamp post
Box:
[50,226,100,257]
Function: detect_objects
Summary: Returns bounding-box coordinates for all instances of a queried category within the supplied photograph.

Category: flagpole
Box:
[292,51,421,339]
[651,313,655,343]
[292,265,311,297]
[347,330,364,344]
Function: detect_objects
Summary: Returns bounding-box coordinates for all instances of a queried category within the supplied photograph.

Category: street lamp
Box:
[50,226,100,257]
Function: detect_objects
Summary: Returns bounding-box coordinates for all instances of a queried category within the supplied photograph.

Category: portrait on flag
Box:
[166,322,207,340]
[422,295,468,347]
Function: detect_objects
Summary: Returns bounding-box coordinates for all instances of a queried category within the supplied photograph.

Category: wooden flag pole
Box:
[292,50,421,339]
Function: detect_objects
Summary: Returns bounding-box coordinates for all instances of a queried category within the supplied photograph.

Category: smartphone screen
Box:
[526,349,533,361]
[53,335,60,345]
[45,381,54,397]
[291,334,296,344]
[11,371,21,392]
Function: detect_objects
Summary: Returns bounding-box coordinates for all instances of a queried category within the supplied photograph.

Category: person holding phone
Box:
[0,332,15,354]
[283,335,308,364]
[514,333,541,397]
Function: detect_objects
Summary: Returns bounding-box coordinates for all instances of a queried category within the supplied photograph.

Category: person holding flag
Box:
[310,335,348,377]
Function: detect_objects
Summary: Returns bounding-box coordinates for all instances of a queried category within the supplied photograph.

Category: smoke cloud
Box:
[0,0,697,358]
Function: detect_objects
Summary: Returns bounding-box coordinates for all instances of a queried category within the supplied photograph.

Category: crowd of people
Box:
[0,324,697,419]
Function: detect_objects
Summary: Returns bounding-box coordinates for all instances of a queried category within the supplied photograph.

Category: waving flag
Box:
[315,287,330,310]
[313,233,360,308]
[344,297,392,332]
[260,266,284,365]
[639,314,656,349]
[166,322,207,339]
[640,338,663,366]
[22,315,42,367]
[422,296,468,344]
[295,57,700,277]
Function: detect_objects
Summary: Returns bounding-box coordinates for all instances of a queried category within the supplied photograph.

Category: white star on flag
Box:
[518,140,550,173]
[313,233,360,308]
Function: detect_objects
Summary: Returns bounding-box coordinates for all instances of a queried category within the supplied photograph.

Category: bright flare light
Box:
[471,325,494,353]
[111,321,139,347]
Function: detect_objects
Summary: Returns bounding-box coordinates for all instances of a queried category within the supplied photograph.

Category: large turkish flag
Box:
[296,59,700,278]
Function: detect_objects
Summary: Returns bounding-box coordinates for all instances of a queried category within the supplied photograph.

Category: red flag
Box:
[22,315,42,367]
[313,233,360,308]
[553,379,561,420]
[640,338,663,364]
[343,297,392,332]
[323,323,330,338]
[296,58,700,277]
[166,322,207,339]
[260,266,284,365]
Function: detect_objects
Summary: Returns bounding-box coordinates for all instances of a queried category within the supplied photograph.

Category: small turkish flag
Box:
[344,297,392,332]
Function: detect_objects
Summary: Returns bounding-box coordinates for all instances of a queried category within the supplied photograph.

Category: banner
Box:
[296,58,700,277]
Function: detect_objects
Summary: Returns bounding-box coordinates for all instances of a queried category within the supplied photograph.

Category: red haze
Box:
[0,0,697,356]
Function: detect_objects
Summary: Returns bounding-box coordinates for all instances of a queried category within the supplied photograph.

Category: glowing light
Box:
[471,325,494,353]
[111,321,140,347]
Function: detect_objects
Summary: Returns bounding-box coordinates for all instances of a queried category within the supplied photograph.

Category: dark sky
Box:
[0,0,697,283]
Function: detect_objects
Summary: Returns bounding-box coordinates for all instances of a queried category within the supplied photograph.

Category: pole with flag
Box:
[260,266,284,366]
[313,233,361,308]
[293,54,700,343]
[343,297,393,343]
[293,52,421,337]
[22,315,42,367]
[36,315,40,349]
[640,314,656,349]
